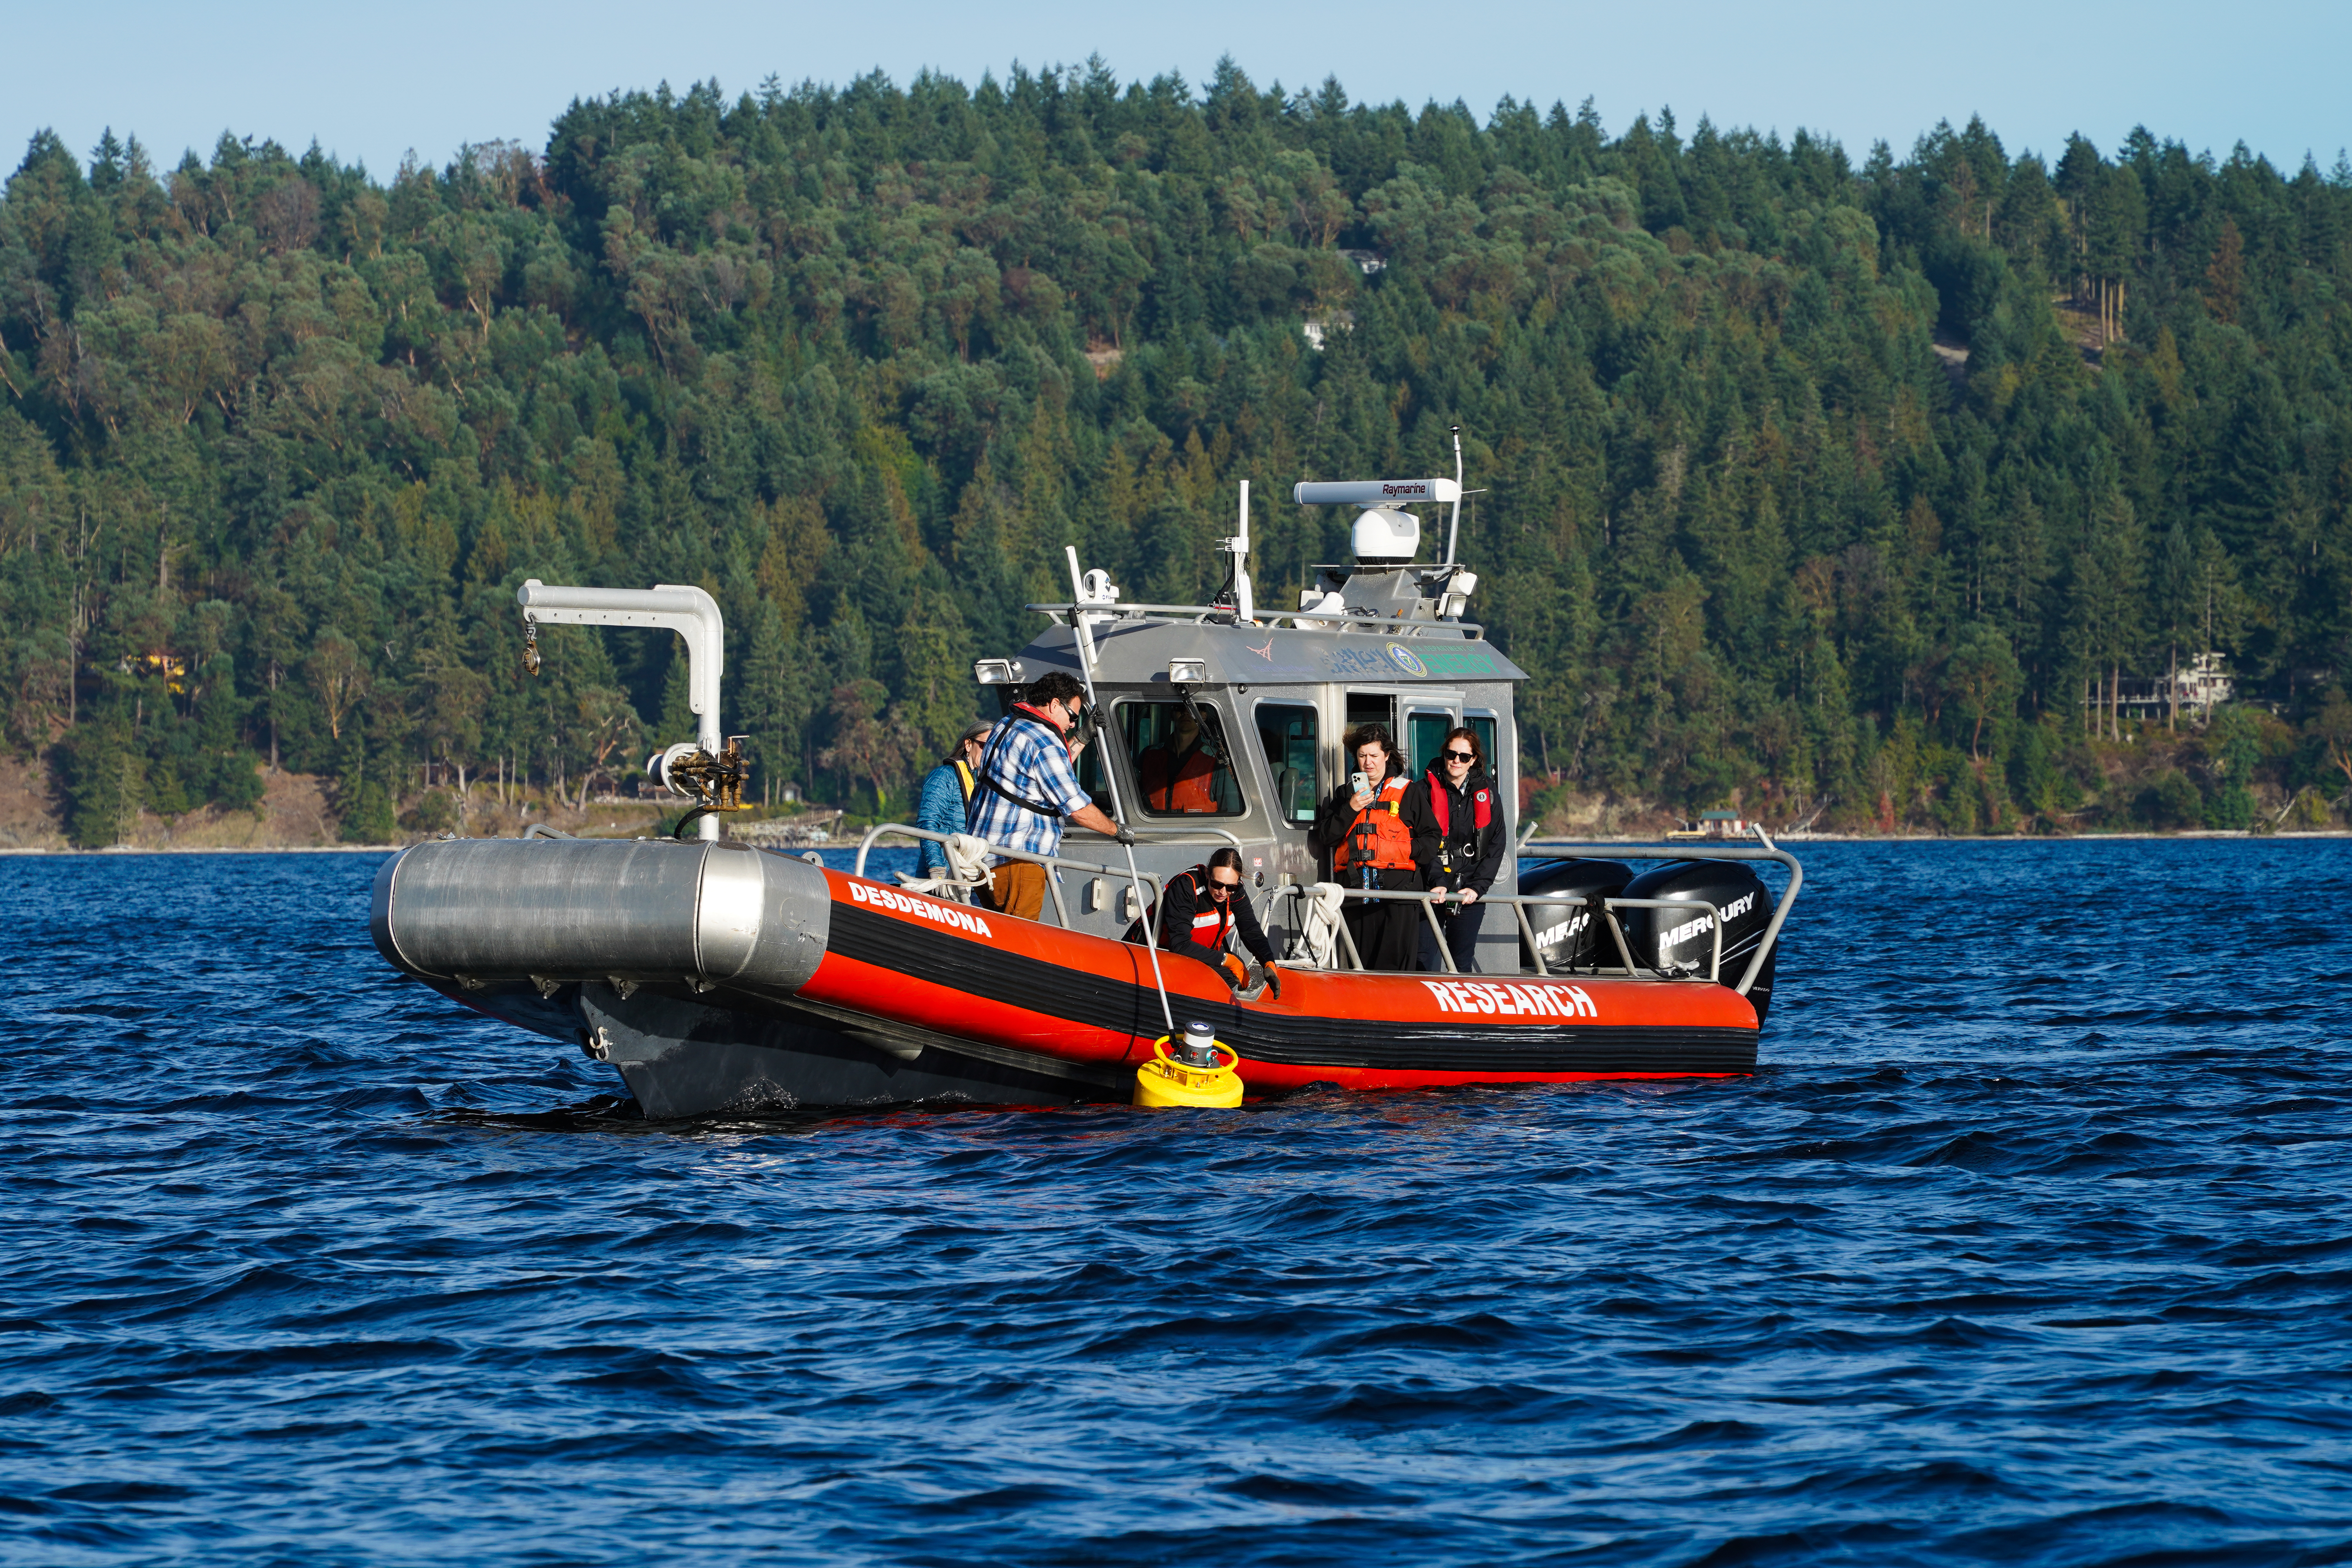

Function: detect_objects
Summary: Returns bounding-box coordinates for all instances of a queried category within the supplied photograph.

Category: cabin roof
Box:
[1011,615,1528,687]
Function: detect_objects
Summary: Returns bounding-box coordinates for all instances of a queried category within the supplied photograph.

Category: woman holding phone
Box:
[1312,724,1428,971]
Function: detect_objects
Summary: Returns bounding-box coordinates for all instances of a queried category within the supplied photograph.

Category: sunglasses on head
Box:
[1442,748,1476,762]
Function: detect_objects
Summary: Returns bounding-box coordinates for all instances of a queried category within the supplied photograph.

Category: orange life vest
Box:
[1334,775,1416,873]
[1142,744,1220,813]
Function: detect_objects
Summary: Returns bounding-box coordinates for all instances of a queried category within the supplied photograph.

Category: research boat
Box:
[370,448,1800,1115]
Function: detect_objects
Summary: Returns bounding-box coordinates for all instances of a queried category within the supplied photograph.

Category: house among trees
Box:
[2106,653,2235,726]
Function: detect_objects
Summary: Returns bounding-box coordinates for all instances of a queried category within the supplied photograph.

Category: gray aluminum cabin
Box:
[938,465,1528,972]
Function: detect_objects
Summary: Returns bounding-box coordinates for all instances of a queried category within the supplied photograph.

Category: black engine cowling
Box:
[1517,859,1633,973]
[1613,860,1779,1023]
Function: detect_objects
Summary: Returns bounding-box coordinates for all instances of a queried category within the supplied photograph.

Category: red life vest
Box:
[1129,866,1232,951]
[1425,772,1493,837]
[1181,870,1234,949]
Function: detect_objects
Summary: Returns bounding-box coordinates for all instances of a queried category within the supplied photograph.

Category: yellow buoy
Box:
[1133,1024,1244,1109]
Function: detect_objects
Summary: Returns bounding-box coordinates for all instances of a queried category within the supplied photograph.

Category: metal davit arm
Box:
[517,579,727,842]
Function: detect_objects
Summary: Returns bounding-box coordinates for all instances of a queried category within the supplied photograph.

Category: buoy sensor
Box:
[1133,1022,1243,1109]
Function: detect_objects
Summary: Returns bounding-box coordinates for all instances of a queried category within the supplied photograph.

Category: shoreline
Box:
[7,831,2350,858]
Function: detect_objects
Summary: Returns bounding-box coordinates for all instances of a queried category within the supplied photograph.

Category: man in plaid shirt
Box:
[965,670,1129,921]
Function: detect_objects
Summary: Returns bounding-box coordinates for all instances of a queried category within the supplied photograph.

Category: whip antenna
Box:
[1065,544,1174,1038]
[1444,425,1465,566]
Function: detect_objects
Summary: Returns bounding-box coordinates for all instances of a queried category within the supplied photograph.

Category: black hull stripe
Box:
[827,903,1755,1076]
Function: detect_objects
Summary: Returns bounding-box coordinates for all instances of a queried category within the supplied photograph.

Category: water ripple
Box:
[3,841,2350,1565]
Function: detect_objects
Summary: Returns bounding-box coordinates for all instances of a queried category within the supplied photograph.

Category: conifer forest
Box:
[5,62,2352,844]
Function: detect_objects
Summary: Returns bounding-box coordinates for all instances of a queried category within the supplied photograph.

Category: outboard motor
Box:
[1614,860,1779,1022]
[1517,859,1633,973]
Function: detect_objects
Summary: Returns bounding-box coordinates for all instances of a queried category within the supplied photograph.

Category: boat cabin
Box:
[969,463,1532,974]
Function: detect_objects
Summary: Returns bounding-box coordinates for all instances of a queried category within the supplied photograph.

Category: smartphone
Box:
[1350,771,1372,797]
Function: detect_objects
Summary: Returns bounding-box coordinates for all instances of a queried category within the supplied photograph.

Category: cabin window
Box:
[1466,714,1498,779]
[1119,701,1245,817]
[1406,710,1455,777]
[1344,692,1395,741]
[1254,703,1318,824]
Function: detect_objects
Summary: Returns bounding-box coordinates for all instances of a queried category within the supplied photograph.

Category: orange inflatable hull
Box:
[806,871,1759,1092]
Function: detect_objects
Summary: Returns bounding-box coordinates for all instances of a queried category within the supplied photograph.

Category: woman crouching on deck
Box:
[1149,846,1279,990]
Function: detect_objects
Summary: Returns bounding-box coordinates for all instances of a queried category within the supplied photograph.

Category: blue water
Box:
[6,840,2350,1566]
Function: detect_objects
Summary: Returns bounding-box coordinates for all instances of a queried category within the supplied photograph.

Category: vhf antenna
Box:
[1444,425,1465,566]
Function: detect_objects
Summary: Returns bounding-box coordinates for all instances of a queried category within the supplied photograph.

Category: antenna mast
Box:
[1443,425,1465,566]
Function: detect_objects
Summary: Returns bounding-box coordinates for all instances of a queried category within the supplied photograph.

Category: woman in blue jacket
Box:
[915,721,993,880]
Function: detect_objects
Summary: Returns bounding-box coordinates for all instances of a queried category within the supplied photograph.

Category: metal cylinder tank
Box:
[369,837,833,994]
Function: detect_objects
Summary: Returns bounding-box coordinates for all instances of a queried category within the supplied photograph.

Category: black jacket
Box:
[1153,866,1278,968]
[1409,768,1507,897]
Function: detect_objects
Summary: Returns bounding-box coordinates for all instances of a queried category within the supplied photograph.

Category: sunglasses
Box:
[1209,879,1238,895]
[1442,749,1476,762]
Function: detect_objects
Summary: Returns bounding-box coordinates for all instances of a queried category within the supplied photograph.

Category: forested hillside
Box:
[4,61,2350,843]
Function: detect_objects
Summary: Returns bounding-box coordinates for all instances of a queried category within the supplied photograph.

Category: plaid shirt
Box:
[964,709,1094,863]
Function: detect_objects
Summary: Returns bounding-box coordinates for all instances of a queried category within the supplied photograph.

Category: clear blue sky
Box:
[12,0,2347,181]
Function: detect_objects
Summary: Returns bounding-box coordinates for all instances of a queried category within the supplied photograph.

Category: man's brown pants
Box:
[977,860,1049,922]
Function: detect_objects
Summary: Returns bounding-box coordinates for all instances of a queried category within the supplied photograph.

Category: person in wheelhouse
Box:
[964,671,1130,922]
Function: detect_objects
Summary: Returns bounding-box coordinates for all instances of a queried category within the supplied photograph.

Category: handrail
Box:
[840,826,1797,994]
[848,822,1164,932]
[1518,835,1802,997]
[1269,884,1723,981]
[1025,601,1486,639]
[1064,825,1247,850]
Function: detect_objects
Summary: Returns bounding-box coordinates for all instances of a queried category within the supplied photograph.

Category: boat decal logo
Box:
[1421,979,1597,1019]
[1327,646,1398,675]
[1660,912,1714,949]
[847,880,993,938]
[1659,893,1753,950]
[1531,910,1594,950]
[1246,638,1274,660]
[1386,643,1427,677]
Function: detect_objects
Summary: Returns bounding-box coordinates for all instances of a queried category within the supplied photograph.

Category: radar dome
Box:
[1350,506,1420,565]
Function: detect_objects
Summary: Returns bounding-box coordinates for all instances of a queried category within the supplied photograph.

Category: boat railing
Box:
[1025,601,1486,639]
[1519,837,1801,998]
[848,822,1244,932]
[842,824,1797,997]
[1266,836,1800,995]
[1269,884,1722,985]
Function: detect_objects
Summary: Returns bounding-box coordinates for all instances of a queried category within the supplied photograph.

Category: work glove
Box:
[1114,824,1136,845]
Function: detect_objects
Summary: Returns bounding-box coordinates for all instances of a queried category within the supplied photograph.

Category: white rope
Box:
[1287,880,1347,968]
[895,832,998,898]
